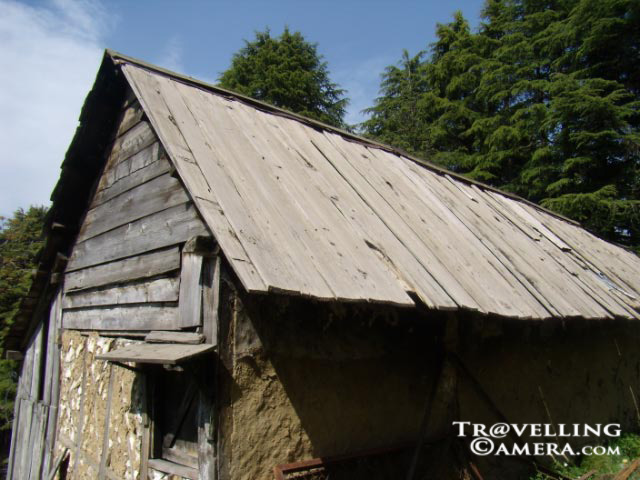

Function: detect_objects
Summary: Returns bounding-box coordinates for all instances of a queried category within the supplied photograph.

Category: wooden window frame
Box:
[140,249,219,480]
[147,364,201,479]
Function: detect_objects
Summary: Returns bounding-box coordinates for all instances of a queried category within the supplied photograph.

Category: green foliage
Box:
[529,434,640,479]
[364,0,640,248]
[0,206,47,430]
[218,27,349,128]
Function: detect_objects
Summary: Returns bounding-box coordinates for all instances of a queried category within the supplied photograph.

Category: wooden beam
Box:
[197,388,215,480]
[145,331,204,344]
[46,447,69,480]
[140,373,150,480]
[98,364,115,479]
[64,246,180,293]
[72,338,88,475]
[5,350,24,361]
[66,203,208,272]
[63,276,179,309]
[96,343,214,364]
[62,304,180,331]
[183,236,216,256]
[201,256,220,346]
[179,250,204,328]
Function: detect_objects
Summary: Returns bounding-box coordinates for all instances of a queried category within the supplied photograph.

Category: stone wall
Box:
[54,331,145,479]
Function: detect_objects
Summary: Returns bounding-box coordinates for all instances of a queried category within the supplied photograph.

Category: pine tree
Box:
[364,0,640,248]
[362,50,431,157]
[218,28,348,128]
[0,206,46,432]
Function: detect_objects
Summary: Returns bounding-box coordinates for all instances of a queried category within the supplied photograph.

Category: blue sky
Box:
[0,0,485,217]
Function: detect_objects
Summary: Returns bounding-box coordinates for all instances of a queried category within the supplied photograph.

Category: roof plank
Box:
[121,65,267,293]
[118,60,640,321]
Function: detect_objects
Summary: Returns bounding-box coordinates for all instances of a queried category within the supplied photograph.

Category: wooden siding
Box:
[8,290,62,480]
[122,63,640,321]
[62,98,209,331]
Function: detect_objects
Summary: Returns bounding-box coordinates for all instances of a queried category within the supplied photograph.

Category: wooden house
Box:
[6,50,640,480]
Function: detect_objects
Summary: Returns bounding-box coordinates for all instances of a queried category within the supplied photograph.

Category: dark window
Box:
[150,367,199,475]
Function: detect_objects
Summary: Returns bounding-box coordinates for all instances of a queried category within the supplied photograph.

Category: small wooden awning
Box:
[96,343,214,364]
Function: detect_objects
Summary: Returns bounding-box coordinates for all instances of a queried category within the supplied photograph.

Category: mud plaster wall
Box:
[218,280,640,480]
[457,319,640,445]
[217,282,440,480]
[54,330,145,480]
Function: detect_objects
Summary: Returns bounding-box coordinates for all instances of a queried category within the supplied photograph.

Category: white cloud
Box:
[0,0,108,217]
[333,55,395,128]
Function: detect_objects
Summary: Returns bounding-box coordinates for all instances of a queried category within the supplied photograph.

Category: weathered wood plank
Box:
[63,276,179,309]
[42,406,58,480]
[94,145,170,205]
[400,164,571,318]
[6,393,21,478]
[201,256,220,346]
[67,203,208,272]
[179,252,203,328]
[309,128,479,310]
[117,100,145,137]
[100,142,160,194]
[62,304,180,331]
[24,401,41,479]
[96,343,214,364]
[98,364,115,480]
[145,331,204,344]
[197,389,215,480]
[109,121,156,165]
[29,322,44,402]
[470,185,632,318]
[194,197,266,293]
[425,176,578,318]
[182,85,334,298]
[122,65,267,293]
[78,173,190,243]
[18,335,34,400]
[122,63,640,319]
[356,144,531,318]
[46,447,69,480]
[5,350,23,361]
[526,204,640,298]
[140,373,150,480]
[276,118,455,310]
[43,290,61,405]
[72,338,88,475]
[16,399,34,480]
[485,190,572,252]
[228,101,412,305]
[28,404,47,480]
[64,246,180,292]
[43,293,63,475]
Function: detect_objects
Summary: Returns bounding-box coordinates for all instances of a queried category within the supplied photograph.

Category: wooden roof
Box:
[116,55,640,320]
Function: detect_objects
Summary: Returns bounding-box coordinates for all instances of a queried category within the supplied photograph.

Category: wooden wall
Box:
[62,94,209,332]
[7,290,62,480]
